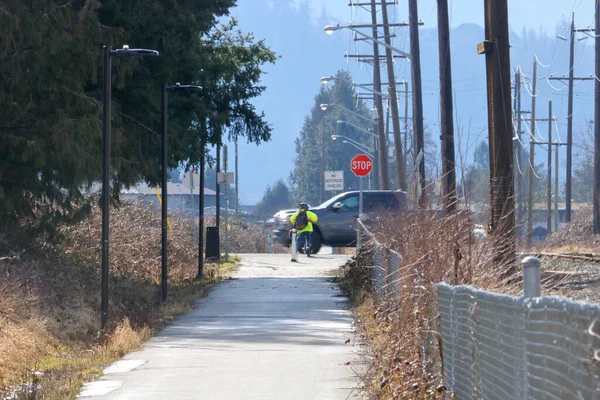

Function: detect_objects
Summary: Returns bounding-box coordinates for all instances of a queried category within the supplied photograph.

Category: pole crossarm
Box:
[520,117,557,121]
[325,24,412,58]
[532,141,568,146]
[348,1,397,5]
[345,54,406,60]
[549,77,594,81]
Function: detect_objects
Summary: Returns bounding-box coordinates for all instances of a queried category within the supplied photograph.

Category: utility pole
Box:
[403,80,410,177]
[549,13,594,222]
[320,135,325,203]
[370,0,389,190]
[554,139,559,231]
[216,143,221,230]
[567,14,576,223]
[514,68,524,234]
[223,144,229,262]
[235,140,239,217]
[595,0,600,234]
[481,0,515,266]
[525,114,562,235]
[380,2,406,190]
[547,101,553,234]
[198,137,206,278]
[408,0,426,207]
[527,58,537,248]
[437,0,457,215]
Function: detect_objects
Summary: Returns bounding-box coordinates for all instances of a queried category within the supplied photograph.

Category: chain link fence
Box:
[358,219,600,399]
[438,283,600,400]
[358,219,403,300]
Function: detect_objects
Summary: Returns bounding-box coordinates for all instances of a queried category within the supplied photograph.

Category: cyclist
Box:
[289,202,318,255]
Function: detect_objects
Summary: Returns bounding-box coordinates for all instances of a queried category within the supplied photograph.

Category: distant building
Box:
[120,181,218,217]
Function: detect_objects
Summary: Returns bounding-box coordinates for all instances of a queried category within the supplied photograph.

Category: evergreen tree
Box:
[254,180,291,219]
[0,1,276,231]
[572,128,594,203]
[289,71,374,205]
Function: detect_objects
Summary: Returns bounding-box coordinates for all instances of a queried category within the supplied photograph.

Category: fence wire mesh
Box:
[438,283,600,400]
[358,219,402,300]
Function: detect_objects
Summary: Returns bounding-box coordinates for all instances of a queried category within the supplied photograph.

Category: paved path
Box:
[78,253,364,400]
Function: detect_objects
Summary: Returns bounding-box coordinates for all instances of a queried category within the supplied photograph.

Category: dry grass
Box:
[336,247,356,255]
[0,200,244,399]
[340,211,520,399]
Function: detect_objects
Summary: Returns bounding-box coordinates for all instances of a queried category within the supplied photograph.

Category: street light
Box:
[102,45,159,329]
[331,135,374,190]
[343,141,374,158]
[161,83,202,302]
[320,103,376,125]
[336,120,378,139]
[324,24,413,58]
[331,134,374,153]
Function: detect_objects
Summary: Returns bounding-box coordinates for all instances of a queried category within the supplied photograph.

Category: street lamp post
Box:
[198,137,206,279]
[102,45,158,329]
[161,83,202,302]
[320,104,376,125]
[331,134,374,155]
[336,120,378,139]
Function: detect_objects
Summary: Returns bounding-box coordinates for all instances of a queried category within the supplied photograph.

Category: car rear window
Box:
[364,193,401,211]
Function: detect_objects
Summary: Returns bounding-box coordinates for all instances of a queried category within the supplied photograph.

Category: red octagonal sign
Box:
[351,154,373,177]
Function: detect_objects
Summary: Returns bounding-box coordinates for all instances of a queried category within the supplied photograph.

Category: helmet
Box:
[299,202,309,211]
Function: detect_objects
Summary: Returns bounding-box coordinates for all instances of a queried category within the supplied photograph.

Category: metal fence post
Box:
[356,218,362,249]
[385,247,391,297]
[290,229,297,262]
[522,256,541,298]
[268,233,274,254]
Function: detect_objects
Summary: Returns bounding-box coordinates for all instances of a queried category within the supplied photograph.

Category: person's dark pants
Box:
[296,231,312,253]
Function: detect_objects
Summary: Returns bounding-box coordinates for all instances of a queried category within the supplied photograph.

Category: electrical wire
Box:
[534,54,552,68]
[544,76,569,91]
[522,78,540,98]
[553,118,564,144]
[514,147,525,176]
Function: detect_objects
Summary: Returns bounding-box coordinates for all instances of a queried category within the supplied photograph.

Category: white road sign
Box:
[324,170,344,191]
[217,172,234,185]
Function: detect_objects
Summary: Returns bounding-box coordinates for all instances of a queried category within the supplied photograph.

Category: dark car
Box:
[271,190,408,254]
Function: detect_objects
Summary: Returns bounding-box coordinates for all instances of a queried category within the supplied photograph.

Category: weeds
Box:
[340,211,520,399]
[0,200,243,399]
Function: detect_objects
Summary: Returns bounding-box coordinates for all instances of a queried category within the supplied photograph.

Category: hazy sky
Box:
[226,0,598,204]
[308,0,595,32]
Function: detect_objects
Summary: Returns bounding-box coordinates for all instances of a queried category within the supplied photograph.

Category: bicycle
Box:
[290,229,311,261]
[297,232,311,257]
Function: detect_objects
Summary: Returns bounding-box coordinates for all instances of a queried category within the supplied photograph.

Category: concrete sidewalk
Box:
[78,253,364,400]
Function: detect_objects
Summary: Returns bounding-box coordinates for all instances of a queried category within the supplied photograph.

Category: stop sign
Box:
[351,154,373,177]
